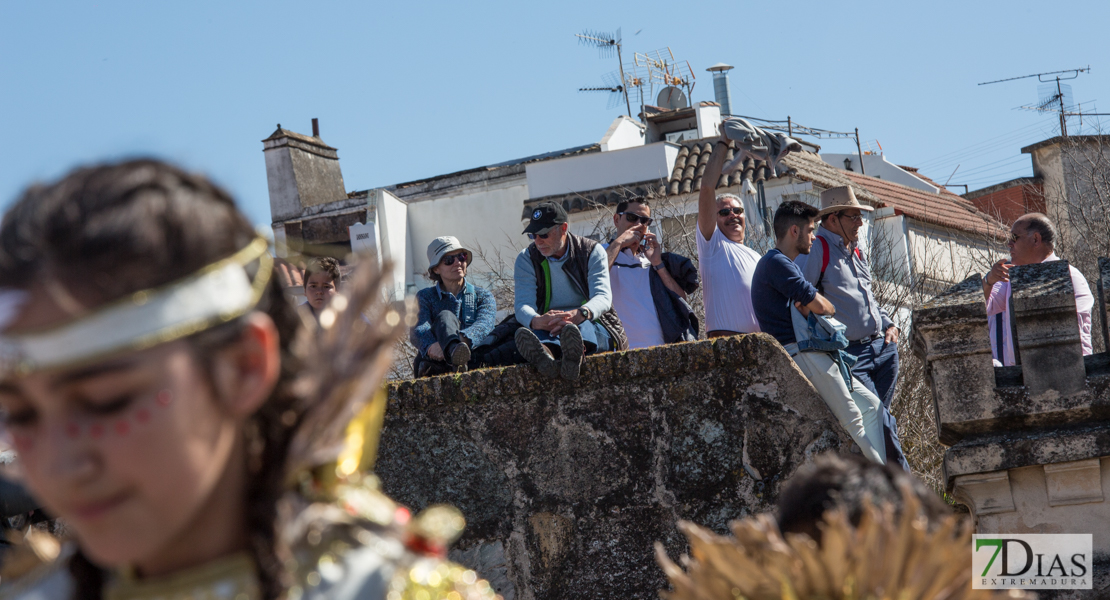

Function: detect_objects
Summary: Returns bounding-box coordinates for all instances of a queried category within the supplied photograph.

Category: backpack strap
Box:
[815,236,830,294]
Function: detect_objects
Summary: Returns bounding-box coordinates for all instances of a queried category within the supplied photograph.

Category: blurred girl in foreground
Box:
[0,160,497,600]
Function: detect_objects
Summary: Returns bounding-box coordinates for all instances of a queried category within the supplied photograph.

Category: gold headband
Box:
[0,238,273,376]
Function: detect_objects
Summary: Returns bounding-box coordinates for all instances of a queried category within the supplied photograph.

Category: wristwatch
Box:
[578,307,592,321]
[652,262,666,271]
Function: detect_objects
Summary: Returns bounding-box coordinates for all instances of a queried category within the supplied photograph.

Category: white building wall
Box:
[405,181,531,292]
[526,142,680,199]
[599,116,646,152]
[822,154,939,193]
[372,189,410,301]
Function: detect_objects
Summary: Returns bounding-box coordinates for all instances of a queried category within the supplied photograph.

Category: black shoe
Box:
[559,323,584,382]
[515,328,559,379]
[448,341,471,368]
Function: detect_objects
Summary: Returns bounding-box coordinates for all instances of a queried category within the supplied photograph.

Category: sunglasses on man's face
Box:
[717,207,744,217]
[619,212,653,226]
[441,253,468,266]
[527,231,555,240]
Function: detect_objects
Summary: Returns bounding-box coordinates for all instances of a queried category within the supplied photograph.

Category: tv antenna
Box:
[576,29,632,116]
[979,66,1090,136]
[634,48,695,110]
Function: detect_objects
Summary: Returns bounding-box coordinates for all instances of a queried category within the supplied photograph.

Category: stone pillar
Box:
[912,274,995,445]
[1010,260,1085,397]
[917,257,1110,580]
[1098,257,1110,351]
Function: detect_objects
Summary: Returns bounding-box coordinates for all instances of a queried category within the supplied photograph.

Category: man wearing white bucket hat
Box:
[797,185,908,470]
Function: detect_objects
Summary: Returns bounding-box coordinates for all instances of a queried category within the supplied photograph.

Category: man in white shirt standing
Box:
[983,212,1094,366]
[605,197,700,349]
[697,138,762,337]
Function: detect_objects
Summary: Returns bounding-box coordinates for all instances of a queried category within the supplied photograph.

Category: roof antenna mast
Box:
[576,29,634,117]
[979,66,1090,137]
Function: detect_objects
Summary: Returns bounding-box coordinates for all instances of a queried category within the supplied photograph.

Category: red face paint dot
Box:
[156,391,173,407]
[114,420,129,436]
[136,408,151,423]
[65,423,81,439]
[90,424,104,439]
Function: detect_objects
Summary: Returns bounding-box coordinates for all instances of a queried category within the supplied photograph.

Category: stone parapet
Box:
[377,333,850,600]
[1097,257,1110,351]
[916,257,1110,591]
[912,274,997,444]
[1010,260,1086,396]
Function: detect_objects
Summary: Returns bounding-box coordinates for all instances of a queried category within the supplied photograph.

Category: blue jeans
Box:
[845,336,909,471]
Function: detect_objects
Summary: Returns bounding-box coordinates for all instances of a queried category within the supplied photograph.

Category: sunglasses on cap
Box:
[619,212,653,226]
[441,253,469,266]
[717,207,744,217]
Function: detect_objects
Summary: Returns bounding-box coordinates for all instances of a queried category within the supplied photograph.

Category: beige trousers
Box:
[792,350,887,465]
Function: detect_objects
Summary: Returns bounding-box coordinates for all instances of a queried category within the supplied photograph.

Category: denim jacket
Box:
[411,281,497,355]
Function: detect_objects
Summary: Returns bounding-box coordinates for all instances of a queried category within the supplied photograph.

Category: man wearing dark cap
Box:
[514,201,628,381]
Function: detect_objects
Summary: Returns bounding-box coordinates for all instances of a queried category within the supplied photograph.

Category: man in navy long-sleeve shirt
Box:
[752,200,887,465]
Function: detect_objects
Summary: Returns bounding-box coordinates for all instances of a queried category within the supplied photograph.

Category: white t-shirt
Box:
[696,226,761,334]
[610,249,666,349]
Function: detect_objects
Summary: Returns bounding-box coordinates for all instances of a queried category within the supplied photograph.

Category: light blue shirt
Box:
[513,243,613,349]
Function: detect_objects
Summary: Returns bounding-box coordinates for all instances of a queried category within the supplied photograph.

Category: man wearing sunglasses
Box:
[604,198,700,349]
[514,201,628,381]
[983,213,1093,367]
[797,186,908,471]
[696,138,763,338]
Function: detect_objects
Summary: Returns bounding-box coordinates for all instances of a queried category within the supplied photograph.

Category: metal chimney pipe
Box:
[706,63,735,117]
[312,118,319,138]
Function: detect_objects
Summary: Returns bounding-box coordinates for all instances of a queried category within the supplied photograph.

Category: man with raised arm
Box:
[752,200,887,465]
[983,212,1093,366]
[696,139,762,337]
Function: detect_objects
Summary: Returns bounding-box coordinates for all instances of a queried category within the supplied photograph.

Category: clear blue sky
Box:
[2,0,1107,226]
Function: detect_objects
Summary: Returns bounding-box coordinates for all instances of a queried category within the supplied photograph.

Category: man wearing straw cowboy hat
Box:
[797,185,908,470]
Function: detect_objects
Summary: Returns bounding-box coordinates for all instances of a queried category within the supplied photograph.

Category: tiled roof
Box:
[522,141,880,219]
[261,126,337,150]
[391,144,601,192]
[520,138,1004,239]
[664,139,879,204]
[842,171,1007,240]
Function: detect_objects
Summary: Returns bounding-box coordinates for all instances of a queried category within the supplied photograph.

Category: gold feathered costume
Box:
[657,488,1028,600]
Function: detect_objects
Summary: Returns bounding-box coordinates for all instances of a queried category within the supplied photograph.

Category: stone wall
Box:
[376,333,850,600]
[914,258,1110,596]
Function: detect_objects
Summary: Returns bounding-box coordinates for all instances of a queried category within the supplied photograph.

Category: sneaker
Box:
[559,323,584,382]
[448,341,471,368]
[515,328,559,379]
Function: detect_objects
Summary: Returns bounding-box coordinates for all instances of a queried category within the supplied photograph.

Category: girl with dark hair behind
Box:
[0,159,499,600]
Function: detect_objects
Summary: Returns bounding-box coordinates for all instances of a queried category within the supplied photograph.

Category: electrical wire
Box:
[914,119,1055,170]
[916,126,1053,173]
[945,155,1029,179]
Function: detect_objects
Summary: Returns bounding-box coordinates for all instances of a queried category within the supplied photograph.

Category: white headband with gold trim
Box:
[0,238,273,376]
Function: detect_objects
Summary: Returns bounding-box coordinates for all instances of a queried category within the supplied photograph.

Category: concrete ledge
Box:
[378,333,850,600]
[944,421,1110,487]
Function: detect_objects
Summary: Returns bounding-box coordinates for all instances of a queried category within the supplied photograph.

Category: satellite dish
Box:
[657,86,688,110]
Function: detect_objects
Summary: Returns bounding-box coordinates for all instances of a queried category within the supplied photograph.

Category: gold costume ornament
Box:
[656,487,1028,600]
[0,239,501,600]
